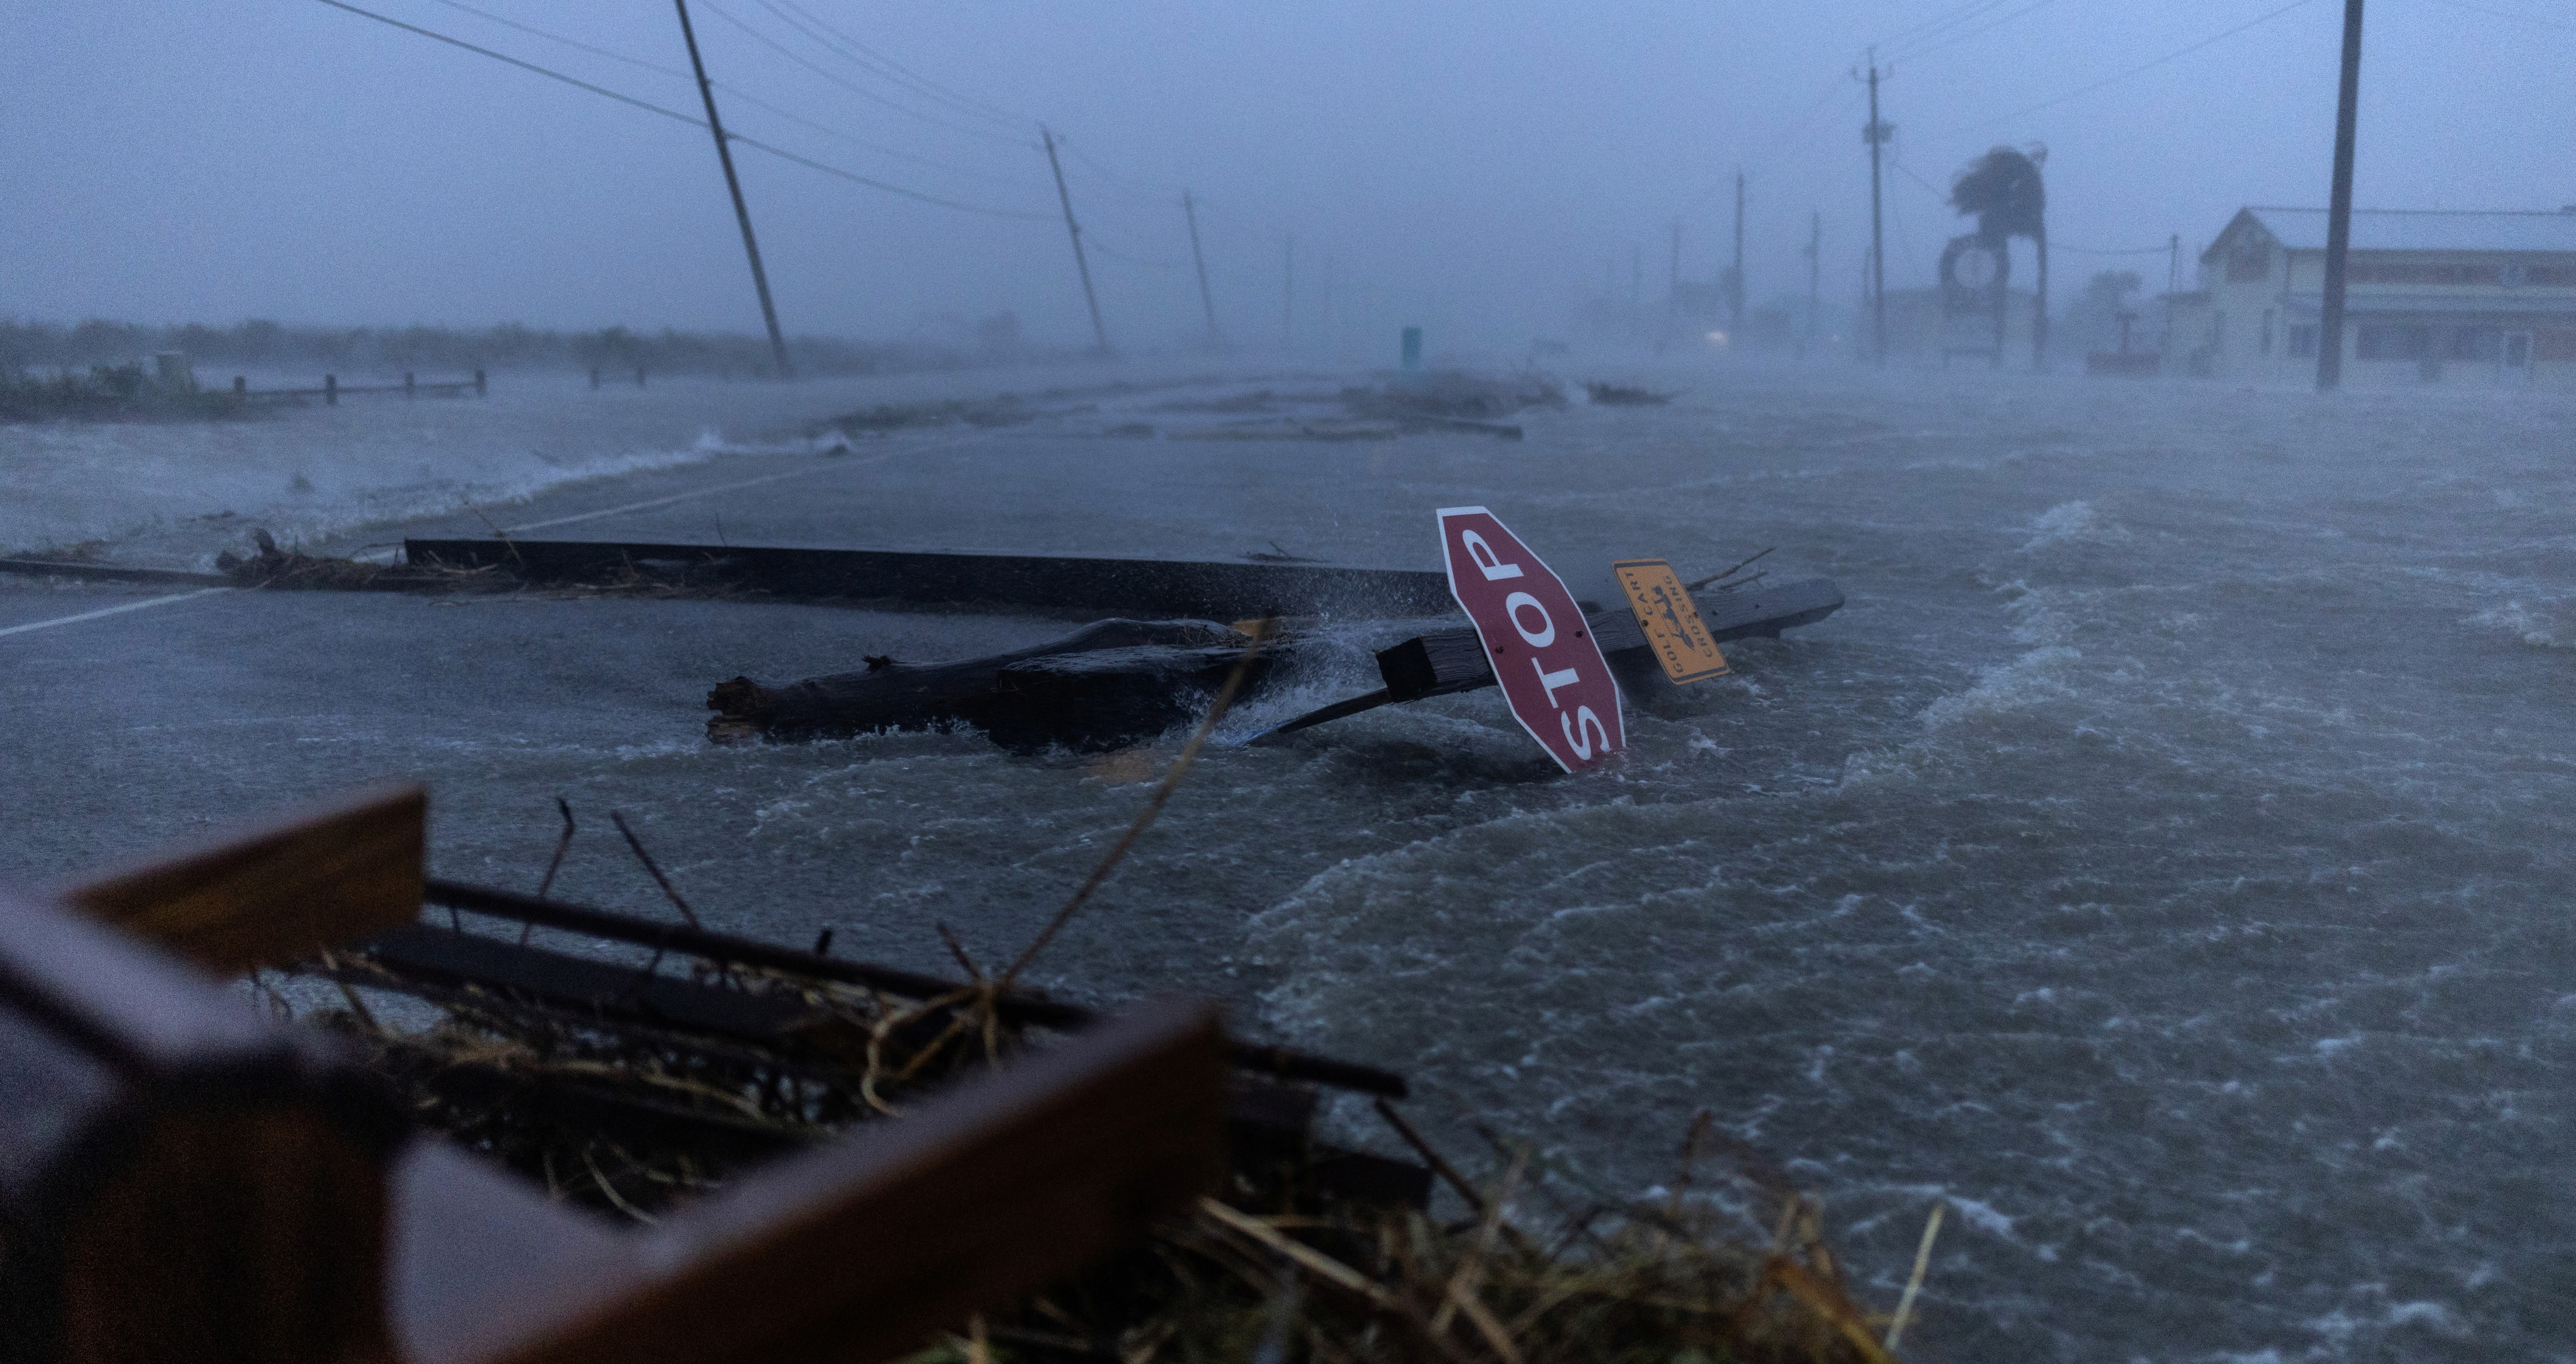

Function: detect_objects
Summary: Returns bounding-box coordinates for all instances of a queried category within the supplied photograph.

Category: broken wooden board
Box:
[406,539,1457,619]
[61,783,425,975]
[418,878,1410,1098]
[398,998,1227,1364]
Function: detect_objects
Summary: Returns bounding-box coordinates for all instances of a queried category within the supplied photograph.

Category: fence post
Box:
[474,368,487,397]
[325,374,337,406]
[404,371,416,399]
[233,376,246,396]
[590,367,601,390]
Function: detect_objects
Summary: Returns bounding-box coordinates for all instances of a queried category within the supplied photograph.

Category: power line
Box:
[731,130,1050,218]
[1932,0,2325,136]
[1885,0,2059,63]
[759,0,1030,130]
[2429,0,2576,30]
[2053,241,2174,256]
[315,0,703,128]
[696,0,1034,146]
[1874,0,2023,54]
[310,0,1051,219]
[1888,155,1949,201]
[1059,137,1175,205]
[421,0,686,78]
[417,0,1028,187]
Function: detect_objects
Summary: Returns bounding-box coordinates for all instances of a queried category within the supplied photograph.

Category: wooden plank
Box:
[406,538,1458,619]
[422,878,1411,1098]
[0,558,233,587]
[0,890,403,1364]
[398,998,1227,1364]
[62,783,425,975]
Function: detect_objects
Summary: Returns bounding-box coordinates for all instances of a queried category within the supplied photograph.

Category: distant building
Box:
[2167,206,2576,387]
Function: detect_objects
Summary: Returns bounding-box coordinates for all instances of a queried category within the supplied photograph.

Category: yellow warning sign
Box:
[1613,559,1730,684]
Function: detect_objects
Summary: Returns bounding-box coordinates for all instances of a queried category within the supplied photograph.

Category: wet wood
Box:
[708,618,1247,745]
[409,538,1457,618]
[0,890,402,1364]
[421,878,1412,1098]
[62,783,425,975]
[400,998,1228,1364]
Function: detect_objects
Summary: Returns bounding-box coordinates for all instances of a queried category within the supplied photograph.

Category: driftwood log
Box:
[708,619,1259,749]
[707,577,1845,749]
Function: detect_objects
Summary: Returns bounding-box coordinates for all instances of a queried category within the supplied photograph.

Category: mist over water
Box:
[6,363,2574,1362]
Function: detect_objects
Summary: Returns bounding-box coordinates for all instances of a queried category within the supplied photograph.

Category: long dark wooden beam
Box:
[401,998,1230,1364]
[422,879,1411,1098]
[64,783,426,976]
[406,539,1457,619]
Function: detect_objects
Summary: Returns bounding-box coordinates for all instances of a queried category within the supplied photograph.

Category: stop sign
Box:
[1437,507,1624,771]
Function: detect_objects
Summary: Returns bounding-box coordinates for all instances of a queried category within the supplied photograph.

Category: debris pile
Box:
[281,868,1924,1364]
[1582,382,1683,406]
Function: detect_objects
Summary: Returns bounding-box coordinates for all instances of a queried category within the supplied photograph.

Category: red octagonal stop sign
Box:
[1437,506,1624,771]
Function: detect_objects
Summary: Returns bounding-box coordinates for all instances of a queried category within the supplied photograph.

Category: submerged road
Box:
[6,365,2575,1362]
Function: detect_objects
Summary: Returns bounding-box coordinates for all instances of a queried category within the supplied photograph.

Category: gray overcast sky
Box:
[10,0,2571,351]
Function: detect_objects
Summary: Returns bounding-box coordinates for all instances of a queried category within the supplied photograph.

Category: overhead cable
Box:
[756,0,1030,130]
[1933,0,2324,136]
[1872,0,2024,53]
[418,0,1025,185]
[310,0,1051,219]
[1885,0,2060,64]
[2429,0,2576,30]
[695,0,1035,146]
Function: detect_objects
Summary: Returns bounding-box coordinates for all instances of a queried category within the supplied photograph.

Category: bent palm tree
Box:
[1950,145,2049,368]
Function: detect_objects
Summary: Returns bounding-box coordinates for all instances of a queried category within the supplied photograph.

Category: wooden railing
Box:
[8,785,1234,1364]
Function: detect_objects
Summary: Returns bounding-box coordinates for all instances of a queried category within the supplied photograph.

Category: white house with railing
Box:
[2164,206,2576,387]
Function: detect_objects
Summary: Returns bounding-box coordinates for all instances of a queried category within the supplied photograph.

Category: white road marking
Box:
[0,588,235,640]
[500,432,995,536]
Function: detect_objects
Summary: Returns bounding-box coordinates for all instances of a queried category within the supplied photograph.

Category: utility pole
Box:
[1041,127,1110,355]
[1665,221,1681,351]
[1730,171,1746,339]
[1804,209,1821,360]
[1182,190,1220,349]
[1282,234,1294,353]
[2316,0,2365,392]
[2164,231,2180,352]
[673,0,790,379]
[1859,53,1893,366]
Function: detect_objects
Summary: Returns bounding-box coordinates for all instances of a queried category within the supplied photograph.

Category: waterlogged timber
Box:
[702,575,1840,751]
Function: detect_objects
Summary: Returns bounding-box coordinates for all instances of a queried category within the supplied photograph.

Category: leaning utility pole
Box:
[1041,127,1110,354]
[1804,209,1821,360]
[1730,171,1747,339]
[673,0,791,379]
[1663,220,1681,351]
[1182,190,1220,349]
[1860,53,1892,366]
[2316,0,2365,392]
[1282,234,1295,353]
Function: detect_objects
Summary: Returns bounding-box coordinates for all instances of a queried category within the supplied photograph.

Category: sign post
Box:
[1436,507,1623,770]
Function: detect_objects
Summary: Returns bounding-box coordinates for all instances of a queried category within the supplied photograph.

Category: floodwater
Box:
[5,360,2573,1362]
